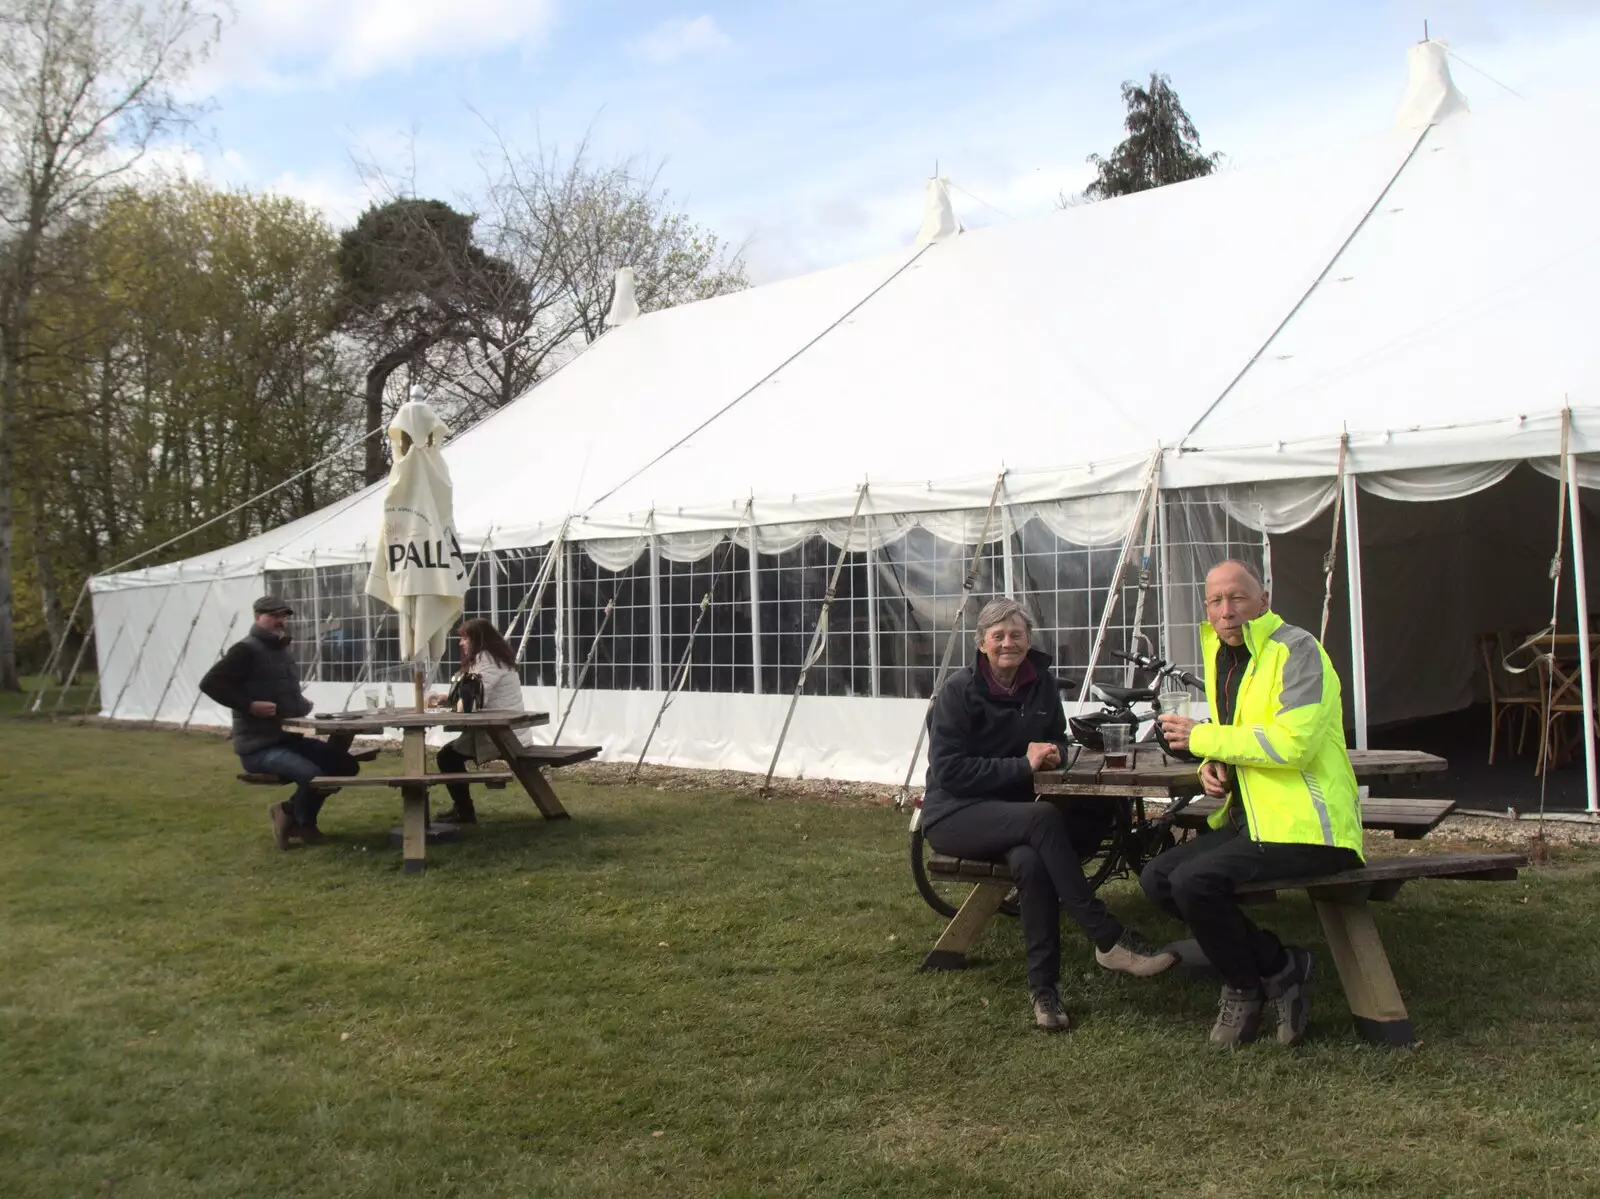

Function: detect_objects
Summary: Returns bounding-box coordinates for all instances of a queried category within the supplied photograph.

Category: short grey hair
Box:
[974,597,1034,646]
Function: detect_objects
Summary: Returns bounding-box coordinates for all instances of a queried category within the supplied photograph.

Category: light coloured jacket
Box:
[1188,610,1363,858]
[448,652,533,762]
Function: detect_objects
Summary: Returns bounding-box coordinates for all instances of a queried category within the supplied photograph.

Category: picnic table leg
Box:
[920,882,1009,971]
[486,726,570,821]
[1312,896,1414,1048]
[401,727,430,873]
[400,784,429,874]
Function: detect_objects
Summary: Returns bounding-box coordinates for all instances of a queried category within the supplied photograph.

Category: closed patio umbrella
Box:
[365,390,468,710]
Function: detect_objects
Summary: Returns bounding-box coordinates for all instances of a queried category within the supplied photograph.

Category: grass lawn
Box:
[2,704,1599,1197]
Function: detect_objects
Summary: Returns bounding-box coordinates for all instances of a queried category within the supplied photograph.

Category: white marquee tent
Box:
[87,44,1600,806]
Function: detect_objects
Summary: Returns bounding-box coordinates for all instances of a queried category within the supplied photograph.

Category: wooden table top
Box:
[283,709,550,736]
[1035,747,1447,797]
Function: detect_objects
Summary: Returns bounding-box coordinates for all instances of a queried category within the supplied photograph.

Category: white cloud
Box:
[193,0,559,92]
[627,15,731,66]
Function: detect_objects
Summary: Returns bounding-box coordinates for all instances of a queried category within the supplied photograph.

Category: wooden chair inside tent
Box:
[1479,632,1540,765]
[1535,643,1592,776]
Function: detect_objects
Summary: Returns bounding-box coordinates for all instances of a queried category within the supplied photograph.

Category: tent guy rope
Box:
[1320,433,1351,643]
[552,520,654,745]
[760,487,871,795]
[631,502,755,784]
[1076,449,1164,710]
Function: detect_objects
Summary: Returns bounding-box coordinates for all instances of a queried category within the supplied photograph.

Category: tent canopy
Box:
[95,47,1600,591]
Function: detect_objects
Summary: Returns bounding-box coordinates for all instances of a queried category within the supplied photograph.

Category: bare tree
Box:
[428,134,749,424]
[0,0,218,688]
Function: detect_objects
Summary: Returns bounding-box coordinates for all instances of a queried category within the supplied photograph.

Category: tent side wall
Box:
[91,573,263,724]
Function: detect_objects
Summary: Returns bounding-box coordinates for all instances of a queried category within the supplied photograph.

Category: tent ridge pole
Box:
[1343,472,1369,751]
[1563,412,1598,812]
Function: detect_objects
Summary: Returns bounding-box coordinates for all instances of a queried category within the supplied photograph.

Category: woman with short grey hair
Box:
[921,597,1175,1031]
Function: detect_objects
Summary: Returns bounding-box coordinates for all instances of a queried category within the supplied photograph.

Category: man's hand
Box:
[1026,742,1061,771]
[1158,713,1198,752]
[1200,760,1230,798]
[248,700,277,718]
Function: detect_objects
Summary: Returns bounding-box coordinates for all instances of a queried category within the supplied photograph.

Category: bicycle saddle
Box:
[1094,683,1157,706]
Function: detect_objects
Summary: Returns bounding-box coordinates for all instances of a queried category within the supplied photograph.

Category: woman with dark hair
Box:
[427,617,530,823]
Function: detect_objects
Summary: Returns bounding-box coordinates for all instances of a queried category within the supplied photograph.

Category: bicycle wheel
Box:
[910,828,1020,919]
[1078,797,1134,891]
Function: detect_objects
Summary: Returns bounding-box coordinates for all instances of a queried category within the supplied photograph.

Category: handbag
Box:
[445,670,485,714]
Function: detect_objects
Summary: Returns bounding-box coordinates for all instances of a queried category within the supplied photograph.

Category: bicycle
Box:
[908,647,1204,920]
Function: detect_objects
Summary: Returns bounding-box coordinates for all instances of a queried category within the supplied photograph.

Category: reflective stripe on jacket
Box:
[1188,611,1363,858]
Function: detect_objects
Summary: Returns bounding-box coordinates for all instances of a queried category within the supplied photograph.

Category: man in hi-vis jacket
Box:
[1147,560,1362,1049]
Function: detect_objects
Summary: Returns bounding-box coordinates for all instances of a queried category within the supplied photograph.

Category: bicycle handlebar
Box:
[1110,647,1204,692]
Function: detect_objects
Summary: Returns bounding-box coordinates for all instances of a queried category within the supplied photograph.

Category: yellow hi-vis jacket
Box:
[1188,610,1363,859]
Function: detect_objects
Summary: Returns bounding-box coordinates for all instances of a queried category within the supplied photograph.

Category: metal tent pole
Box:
[106,583,178,720]
[181,612,241,732]
[146,573,221,726]
[27,578,90,712]
[632,504,755,782]
[1076,450,1163,709]
[1343,472,1370,750]
[81,620,128,717]
[761,487,871,795]
[1563,419,1598,812]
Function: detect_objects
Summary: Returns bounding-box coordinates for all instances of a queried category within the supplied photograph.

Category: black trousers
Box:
[435,742,475,809]
[1140,824,1360,991]
[924,799,1123,992]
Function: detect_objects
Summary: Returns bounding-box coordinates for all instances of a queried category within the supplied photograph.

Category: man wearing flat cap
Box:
[200,596,361,849]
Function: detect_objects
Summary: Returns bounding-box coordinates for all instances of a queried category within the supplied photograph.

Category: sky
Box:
[170,0,1600,284]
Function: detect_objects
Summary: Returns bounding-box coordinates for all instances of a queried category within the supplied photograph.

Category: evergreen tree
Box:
[1083,73,1221,201]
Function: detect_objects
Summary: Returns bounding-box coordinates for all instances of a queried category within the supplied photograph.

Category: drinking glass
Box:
[1158,691,1191,719]
[1101,723,1131,769]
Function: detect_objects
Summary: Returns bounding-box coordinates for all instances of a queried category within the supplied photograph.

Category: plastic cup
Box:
[1101,723,1131,769]
[1159,691,1191,719]
[364,689,380,712]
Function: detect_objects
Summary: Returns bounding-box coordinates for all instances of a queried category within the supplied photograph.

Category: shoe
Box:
[1263,946,1315,1047]
[295,825,327,846]
[1031,987,1074,1032]
[269,803,292,851]
[434,805,477,825]
[1095,929,1179,978]
[1210,985,1264,1048]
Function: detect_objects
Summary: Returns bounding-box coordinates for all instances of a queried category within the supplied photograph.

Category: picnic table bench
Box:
[1174,795,1457,839]
[236,710,600,873]
[923,847,1526,1046]
[918,747,1526,1046]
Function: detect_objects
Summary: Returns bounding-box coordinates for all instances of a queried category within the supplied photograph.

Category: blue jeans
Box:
[240,735,360,828]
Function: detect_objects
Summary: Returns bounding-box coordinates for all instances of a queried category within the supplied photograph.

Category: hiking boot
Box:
[1094,929,1178,978]
[269,802,292,851]
[1263,946,1315,1047]
[434,804,477,825]
[1210,985,1264,1048]
[295,824,328,846]
[1031,987,1074,1032]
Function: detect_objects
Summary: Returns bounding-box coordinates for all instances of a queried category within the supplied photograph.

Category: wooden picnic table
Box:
[282,709,557,873]
[1034,747,1448,797]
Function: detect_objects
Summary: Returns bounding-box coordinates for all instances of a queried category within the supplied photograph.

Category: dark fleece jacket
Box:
[920,647,1069,830]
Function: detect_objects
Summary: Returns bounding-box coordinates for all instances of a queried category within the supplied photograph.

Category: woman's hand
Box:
[1199,760,1230,798]
[1159,714,1198,752]
[1026,742,1061,772]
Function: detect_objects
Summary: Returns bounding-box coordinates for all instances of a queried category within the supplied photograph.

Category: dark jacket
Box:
[198,624,314,755]
[920,647,1070,830]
